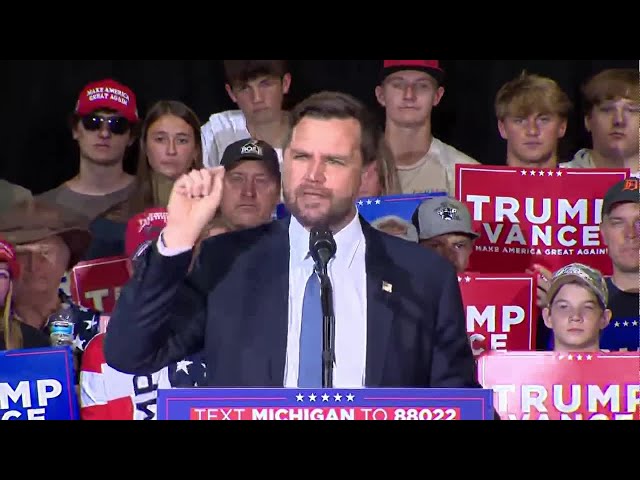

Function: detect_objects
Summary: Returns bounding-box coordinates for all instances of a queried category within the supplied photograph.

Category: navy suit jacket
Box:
[104,215,480,389]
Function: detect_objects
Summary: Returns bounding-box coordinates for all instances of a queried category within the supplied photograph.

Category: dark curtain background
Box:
[1,59,635,194]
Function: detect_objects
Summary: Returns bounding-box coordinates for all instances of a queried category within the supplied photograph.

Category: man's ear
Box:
[600,309,613,330]
[432,86,445,107]
[557,118,568,139]
[225,84,238,104]
[542,307,553,329]
[497,119,508,140]
[362,161,376,180]
[374,85,386,108]
[281,73,292,95]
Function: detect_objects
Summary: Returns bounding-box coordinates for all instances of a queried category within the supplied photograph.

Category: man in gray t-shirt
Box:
[38,78,140,221]
[38,78,141,259]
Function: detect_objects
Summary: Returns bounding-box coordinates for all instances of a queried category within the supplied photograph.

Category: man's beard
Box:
[284,186,354,231]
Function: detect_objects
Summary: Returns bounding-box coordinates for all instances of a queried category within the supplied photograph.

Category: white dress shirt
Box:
[285,213,367,388]
[156,212,368,388]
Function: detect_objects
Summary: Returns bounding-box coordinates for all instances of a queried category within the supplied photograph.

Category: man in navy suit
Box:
[104,91,480,390]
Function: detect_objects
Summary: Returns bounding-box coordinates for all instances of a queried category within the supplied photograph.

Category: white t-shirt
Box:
[395,137,480,196]
[560,148,640,178]
[200,109,284,169]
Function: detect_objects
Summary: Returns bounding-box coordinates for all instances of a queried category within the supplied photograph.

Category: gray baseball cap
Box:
[412,197,479,240]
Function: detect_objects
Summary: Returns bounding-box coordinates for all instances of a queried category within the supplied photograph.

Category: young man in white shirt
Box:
[375,60,479,196]
[201,60,291,171]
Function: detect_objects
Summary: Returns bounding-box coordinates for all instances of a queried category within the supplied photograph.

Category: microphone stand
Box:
[316,264,336,389]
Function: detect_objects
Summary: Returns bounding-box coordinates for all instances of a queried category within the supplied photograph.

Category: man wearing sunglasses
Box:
[38,78,140,259]
[39,79,139,219]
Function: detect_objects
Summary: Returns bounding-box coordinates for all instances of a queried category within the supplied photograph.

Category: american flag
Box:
[42,288,102,353]
[600,316,639,352]
[80,333,207,420]
[168,352,207,387]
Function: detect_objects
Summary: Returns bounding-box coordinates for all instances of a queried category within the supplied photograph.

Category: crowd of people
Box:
[0,59,637,420]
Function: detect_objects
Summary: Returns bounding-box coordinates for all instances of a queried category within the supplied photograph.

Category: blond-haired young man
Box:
[495,71,572,169]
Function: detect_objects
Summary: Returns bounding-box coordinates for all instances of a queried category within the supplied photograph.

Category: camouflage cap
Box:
[546,263,608,308]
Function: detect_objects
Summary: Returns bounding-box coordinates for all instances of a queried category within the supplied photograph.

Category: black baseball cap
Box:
[602,177,639,216]
[220,138,281,179]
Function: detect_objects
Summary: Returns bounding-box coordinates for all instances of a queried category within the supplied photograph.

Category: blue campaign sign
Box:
[356,192,447,224]
[0,346,79,420]
[157,387,494,420]
[276,192,447,222]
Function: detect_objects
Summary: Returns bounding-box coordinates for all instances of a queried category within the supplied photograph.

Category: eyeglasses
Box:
[81,115,130,135]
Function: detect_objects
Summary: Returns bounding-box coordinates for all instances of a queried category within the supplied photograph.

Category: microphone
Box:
[308,226,337,389]
[309,227,336,275]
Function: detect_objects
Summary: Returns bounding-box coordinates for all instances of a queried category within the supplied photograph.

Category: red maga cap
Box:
[125,208,168,258]
[381,60,445,83]
[75,78,139,123]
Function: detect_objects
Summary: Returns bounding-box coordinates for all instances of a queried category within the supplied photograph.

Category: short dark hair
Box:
[285,91,380,167]
[223,60,288,87]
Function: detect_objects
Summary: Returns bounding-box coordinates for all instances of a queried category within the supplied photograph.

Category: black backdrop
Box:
[1,59,635,194]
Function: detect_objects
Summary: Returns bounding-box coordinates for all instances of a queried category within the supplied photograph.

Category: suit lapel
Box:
[247,219,290,386]
[362,219,395,387]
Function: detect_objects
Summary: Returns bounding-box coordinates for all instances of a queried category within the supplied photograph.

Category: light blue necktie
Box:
[298,268,323,387]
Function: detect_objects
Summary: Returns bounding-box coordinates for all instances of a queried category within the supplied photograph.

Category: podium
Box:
[156,388,495,420]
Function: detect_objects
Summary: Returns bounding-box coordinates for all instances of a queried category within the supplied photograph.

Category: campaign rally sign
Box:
[478,351,640,420]
[157,388,494,420]
[455,165,630,275]
[276,192,447,224]
[356,192,446,222]
[459,273,537,357]
[0,347,79,420]
[70,255,130,314]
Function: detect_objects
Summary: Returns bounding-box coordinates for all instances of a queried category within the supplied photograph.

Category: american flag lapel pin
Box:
[382,281,393,293]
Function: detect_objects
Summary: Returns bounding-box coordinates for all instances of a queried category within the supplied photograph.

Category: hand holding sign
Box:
[164,167,225,249]
[526,263,552,309]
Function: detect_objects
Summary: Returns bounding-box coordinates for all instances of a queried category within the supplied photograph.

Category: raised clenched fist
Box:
[163,167,225,249]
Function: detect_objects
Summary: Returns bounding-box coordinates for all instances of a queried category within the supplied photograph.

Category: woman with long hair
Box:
[93,100,205,257]
[105,100,204,221]
[358,137,401,198]
[0,238,49,350]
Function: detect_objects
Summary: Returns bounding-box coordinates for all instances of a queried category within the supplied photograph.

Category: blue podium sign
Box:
[157,388,494,420]
[0,346,79,421]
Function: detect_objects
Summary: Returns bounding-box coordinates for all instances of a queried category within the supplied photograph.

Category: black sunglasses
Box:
[81,115,130,135]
